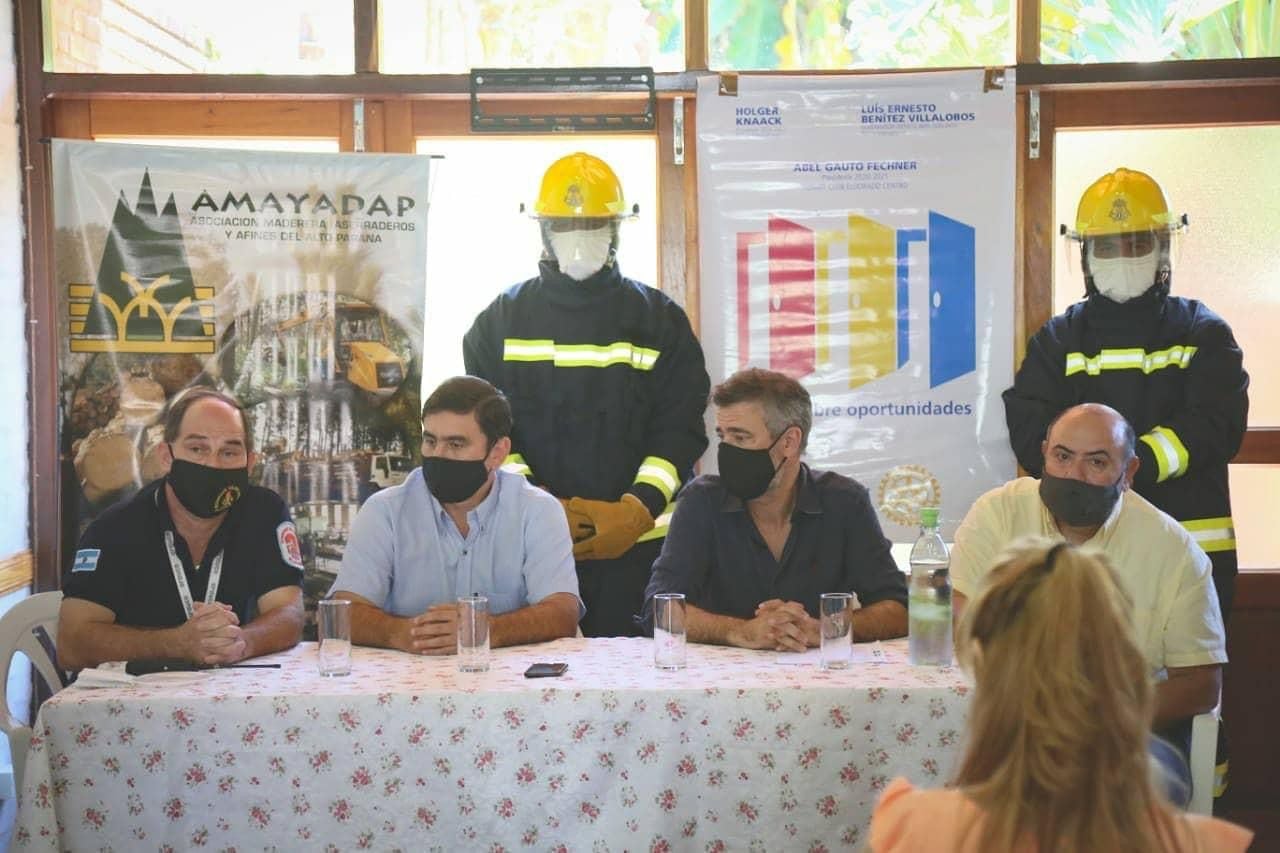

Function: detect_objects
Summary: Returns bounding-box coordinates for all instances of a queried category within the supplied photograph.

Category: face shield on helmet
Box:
[524,152,639,281]
[1059,167,1187,303]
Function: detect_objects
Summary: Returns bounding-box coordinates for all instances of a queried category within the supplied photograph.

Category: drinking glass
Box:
[819,592,854,670]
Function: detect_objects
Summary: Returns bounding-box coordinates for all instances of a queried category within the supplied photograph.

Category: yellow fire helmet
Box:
[530,152,637,219]
[1067,167,1183,239]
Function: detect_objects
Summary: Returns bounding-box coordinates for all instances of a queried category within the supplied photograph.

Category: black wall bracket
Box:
[470,67,657,133]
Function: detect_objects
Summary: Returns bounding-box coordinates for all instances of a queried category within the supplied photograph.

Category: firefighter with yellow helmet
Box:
[464,152,710,637]
[1004,167,1249,620]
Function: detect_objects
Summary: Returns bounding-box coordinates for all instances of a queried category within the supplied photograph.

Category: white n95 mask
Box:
[549,226,613,281]
[1088,247,1159,303]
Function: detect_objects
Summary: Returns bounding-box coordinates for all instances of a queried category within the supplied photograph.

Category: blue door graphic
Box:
[927,211,975,389]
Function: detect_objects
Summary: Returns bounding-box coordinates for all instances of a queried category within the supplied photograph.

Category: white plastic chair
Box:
[1187,700,1221,815]
[0,591,67,795]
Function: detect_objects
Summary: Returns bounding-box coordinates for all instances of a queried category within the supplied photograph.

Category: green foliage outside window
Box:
[379,0,683,73]
[1043,0,1280,62]
[708,0,1012,70]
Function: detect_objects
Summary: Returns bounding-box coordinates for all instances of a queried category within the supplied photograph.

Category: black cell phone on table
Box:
[524,662,569,678]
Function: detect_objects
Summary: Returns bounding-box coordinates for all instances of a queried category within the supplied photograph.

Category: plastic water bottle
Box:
[908,507,952,666]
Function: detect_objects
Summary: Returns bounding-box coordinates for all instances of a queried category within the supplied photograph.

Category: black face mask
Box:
[717,433,785,502]
[422,456,490,505]
[1039,472,1124,528]
[167,455,249,518]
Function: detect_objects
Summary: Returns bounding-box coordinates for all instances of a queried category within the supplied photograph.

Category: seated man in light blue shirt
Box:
[332,376,582,655]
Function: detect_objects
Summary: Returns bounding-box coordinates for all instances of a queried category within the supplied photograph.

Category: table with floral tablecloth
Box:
[15,637,970,851]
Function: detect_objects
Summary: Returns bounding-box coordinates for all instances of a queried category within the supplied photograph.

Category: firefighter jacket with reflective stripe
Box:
[1002,288,1248,612]
[463,261,711,521]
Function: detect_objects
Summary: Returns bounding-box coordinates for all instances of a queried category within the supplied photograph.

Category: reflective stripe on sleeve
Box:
[501,453,532,478]
[636,503,674,543]
[633,456,680,503]
[1139,425,1190,483]
[1182,516,1236,554]
[1064,345,1197,377]
[502,338,660,371]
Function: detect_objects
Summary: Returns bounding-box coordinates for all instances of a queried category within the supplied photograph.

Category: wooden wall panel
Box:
[1222,571,1280,828]
[383,101,414,153]
[0,551,34,597]
[1020,91,1055,363]
[1233,430,1280,464]
[87,100,342,139]
[657,98,688,309]
[52,100,92,139]
[1055,86,1280,129]
[682,99,701,336]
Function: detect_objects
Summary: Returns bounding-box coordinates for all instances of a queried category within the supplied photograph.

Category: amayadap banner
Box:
[52,140,428,627]
[696,70,1016,539]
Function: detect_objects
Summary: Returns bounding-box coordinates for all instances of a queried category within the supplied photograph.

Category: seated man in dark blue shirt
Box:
[643,368,907,650]
[58,388,305,670]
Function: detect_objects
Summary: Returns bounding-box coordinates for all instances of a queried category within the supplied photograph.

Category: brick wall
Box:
[49,0,211,73]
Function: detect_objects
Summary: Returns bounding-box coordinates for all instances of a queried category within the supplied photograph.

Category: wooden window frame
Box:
[16,0,1280,589]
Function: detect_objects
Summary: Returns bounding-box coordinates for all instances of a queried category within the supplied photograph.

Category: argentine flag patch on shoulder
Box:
[72,549,101,573]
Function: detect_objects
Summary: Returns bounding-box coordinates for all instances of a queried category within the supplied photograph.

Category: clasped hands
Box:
[179,602,248,665]
[395,603,464,655]
[728,599,821,652]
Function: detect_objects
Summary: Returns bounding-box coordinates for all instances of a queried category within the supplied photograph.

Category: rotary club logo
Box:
[877,465,942,527]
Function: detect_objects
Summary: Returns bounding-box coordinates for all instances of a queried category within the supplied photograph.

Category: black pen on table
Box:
[218,663,282,669]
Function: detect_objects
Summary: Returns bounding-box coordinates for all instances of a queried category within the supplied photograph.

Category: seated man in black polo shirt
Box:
[57,388,305,670]
[642,368,907,649]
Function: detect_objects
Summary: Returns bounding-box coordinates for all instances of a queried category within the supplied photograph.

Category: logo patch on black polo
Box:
[277,521,304,570]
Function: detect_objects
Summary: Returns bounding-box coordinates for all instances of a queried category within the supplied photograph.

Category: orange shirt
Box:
[870,777,1253,853]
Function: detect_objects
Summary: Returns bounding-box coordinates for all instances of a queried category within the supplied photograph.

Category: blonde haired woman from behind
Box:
[869,539,1252,853]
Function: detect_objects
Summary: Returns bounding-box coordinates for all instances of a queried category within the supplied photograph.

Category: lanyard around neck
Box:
[163,530,224,620]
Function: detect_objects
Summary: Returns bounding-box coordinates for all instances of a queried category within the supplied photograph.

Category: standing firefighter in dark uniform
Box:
[464,152,710,637]
[1003,168,1249,799]
[1004,168,1248,620]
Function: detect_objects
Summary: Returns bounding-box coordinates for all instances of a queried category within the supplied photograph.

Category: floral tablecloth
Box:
[15,638,970,851]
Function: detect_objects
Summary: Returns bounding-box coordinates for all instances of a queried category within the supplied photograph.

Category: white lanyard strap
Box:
[163,530,224,620]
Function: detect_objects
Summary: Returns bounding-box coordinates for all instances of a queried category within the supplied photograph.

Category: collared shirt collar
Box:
[150,477,237,566]
[719,463,824,516]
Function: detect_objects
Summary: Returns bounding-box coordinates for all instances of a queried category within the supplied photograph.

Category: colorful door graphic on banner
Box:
[735,211,976,390]
[698,71,1017,536]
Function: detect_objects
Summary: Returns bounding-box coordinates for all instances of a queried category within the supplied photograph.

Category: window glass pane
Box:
[1042,0,1280,63]
[708,0,1013,70]
[1052,127,1280,569]
[1052,126,1280,426]
[379,0,684,73]
[1229,465,1279,569]
[44,0,353,74]
[414,137,658,397]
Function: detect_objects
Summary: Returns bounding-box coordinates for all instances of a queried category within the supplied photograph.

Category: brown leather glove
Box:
[567,494,655,561]
[558,498,595,543]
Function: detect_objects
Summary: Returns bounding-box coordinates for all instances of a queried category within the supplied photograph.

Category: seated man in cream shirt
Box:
[951,403,1225,737]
